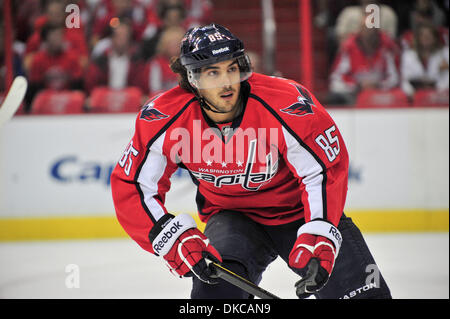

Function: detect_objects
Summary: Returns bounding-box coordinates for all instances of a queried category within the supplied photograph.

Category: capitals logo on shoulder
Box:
[140,95,170,122]
[280,84,315,117]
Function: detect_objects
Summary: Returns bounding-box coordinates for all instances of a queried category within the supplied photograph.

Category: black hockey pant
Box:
[191,211,392,299]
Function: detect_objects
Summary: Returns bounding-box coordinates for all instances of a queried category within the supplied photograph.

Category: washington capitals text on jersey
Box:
[190,139,279,190]
[280,84,315,117]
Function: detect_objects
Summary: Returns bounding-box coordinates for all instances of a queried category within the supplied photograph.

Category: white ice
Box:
[0,233,448,299]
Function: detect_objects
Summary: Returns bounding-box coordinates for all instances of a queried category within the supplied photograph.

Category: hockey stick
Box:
[206,258,281,299]
[0,76,28,127]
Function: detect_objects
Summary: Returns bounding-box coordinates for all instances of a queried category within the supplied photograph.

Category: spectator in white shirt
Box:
[84,21,144,94]
[401,23,449,97]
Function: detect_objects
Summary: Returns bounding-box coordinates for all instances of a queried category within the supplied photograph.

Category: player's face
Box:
[197,59,241,113]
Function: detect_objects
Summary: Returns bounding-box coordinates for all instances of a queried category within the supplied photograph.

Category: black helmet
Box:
[179,24,252,89]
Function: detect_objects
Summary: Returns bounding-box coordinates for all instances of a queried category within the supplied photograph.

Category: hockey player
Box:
[111,24,391,299]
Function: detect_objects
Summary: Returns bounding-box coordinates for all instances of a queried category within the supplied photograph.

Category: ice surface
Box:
[0,233,448,299]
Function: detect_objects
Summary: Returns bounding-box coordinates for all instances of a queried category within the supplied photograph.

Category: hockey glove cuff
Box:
[288,220,343,298]
[150,214,222,284]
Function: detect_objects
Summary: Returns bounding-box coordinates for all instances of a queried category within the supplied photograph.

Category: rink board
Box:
[0,209,448,241]
[0,108,448,240]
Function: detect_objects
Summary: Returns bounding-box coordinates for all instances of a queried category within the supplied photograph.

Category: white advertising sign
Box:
[0,109,448,218]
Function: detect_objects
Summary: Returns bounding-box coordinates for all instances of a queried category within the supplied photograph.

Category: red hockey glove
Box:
[288,220,342,298]
[150,214,222,284]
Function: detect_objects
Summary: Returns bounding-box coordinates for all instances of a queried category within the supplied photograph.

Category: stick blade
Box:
[0,76,28,127]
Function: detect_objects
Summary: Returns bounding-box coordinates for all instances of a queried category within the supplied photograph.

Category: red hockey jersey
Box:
[111,73,349,254]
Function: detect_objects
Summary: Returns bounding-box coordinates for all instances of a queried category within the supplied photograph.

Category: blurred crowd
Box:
[0,0,448,114]
[318,0,449,106]
[0,0,213,113]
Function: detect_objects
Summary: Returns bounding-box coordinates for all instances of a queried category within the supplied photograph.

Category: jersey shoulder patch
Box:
[249,74,318,119]
[138,86,194,123]
[134,87,196,146]
[279,83,315,117]
[139,95,170,122]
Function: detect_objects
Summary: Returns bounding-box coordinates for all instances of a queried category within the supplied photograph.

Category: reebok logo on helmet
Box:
[211,46,230,55]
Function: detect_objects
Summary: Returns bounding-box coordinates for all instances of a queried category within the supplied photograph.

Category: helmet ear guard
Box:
[186,69,198,89]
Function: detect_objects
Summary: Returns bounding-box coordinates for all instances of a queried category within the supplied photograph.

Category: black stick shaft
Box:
[207,259,281,299]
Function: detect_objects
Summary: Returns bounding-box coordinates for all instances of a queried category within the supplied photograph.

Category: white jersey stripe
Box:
[282,126,324,220]
[137,132,168,221]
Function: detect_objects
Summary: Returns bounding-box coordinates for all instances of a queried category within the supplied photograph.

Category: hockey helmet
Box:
[179,24,252,89]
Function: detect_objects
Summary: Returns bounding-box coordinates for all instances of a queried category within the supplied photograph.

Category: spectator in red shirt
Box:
[400,0,448,50]
[84,21,143,94]
[140,1,187,60]
[180,0,213,28]
[90,0,148,47]
[328,20,400,105]
[24,0,88,73]
[142,26,185,97]
[27,24,84,105]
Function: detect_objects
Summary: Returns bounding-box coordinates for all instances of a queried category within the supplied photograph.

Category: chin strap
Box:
[198,96,232,114]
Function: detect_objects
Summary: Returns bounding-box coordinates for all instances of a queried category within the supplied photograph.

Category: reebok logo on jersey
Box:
[140,95,169,122]
[280,84,315,117]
